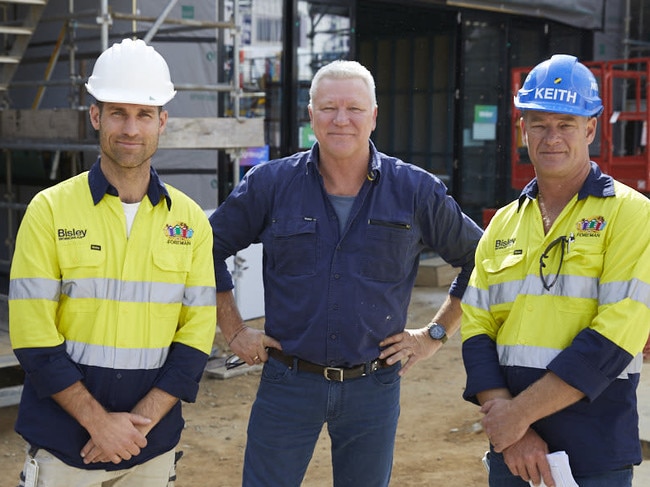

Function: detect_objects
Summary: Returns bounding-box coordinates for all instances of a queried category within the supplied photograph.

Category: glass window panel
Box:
[294,1,352,151]
[413,37,431,92]
[395,39,411,91]
[393,94,410,152]
[376,40,393,90]
[297,1,352,82]
[412,93,429,150]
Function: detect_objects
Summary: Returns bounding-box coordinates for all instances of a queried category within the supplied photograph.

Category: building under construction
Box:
[0,0,649,404]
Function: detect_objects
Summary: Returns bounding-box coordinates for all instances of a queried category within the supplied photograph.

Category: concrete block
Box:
[415,257,459,288]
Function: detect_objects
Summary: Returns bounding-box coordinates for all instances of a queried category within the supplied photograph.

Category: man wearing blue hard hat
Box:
[461,54,650,487]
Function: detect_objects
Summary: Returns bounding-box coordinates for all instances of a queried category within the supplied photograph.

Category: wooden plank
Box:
[0,109,84,140]
[3,0,47,5]
[160,117,265,149]
[0,26,33,35]
[0,110,265,150]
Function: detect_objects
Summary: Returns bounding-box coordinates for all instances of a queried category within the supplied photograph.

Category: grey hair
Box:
[309,60,377,108]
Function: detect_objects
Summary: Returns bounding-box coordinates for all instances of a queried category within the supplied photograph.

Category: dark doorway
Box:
[356,2,457,189]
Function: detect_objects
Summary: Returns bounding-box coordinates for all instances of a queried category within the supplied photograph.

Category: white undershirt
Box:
[121,201,141,237]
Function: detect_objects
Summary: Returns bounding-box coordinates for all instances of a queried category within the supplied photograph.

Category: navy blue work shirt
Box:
[210,141,482,367]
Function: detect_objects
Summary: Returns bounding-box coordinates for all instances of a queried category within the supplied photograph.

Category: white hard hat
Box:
[86,38,176,106]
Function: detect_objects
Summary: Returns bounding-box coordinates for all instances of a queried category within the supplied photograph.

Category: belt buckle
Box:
[324,366,344,381]
[368,359,381,373]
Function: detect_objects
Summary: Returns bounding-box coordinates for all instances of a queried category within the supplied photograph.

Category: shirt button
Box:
[116,373,122,379]
[332,304,339,310]
[334,273,340,279]
[330,334,337,340]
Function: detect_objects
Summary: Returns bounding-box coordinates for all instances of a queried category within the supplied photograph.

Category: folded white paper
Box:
[529,451,578,487]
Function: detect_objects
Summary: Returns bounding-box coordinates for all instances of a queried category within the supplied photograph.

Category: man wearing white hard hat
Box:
[8,38,216,486]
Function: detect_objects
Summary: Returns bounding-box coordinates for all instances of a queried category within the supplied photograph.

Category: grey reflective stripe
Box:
[477,275,650,308]
[600,279,650,308]
[184,285,217,307]
[9,277,61,301]
[490,278,526,306]
[467,274,602,310]
[61,278,185,304]
[493,274,598,304]
[13,277,215,306]
[542,274,598,300]
[462,285,490,310]
[66,340,169,370]
[498,343,559,369]
[470,276,650,309]
[497,343,642,378]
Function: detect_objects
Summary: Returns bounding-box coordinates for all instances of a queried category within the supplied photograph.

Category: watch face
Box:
[428,324,447,342]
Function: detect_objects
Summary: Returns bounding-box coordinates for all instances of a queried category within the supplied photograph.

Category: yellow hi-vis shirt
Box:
[461,164,650,476]
[8,164,216,469]
[462,177,650,373]
[10,171,216,360]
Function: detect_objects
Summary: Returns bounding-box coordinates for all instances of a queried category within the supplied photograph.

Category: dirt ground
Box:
[0,285,488,486]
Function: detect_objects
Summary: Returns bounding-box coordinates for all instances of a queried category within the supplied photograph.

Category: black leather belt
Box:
[267,348,390,382]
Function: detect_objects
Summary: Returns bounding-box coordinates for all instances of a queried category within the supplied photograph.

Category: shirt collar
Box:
[88,158,172,210]
[517,161,615,211]
[306,140,382,181]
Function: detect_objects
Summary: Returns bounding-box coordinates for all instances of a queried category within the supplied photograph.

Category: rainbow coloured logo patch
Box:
[165,222,194,245]
[576,216,607,234]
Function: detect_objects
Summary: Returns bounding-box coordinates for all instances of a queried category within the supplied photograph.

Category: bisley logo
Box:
[495,238,516,250]
[57,228,87,240]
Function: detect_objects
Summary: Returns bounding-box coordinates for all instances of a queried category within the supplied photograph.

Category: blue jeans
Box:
[487,449,634,487]
[242,355,401,487]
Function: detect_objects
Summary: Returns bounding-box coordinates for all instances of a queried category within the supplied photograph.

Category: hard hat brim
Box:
[514,97,603,118]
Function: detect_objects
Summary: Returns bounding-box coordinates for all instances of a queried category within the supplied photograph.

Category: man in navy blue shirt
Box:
[209,60,483,487]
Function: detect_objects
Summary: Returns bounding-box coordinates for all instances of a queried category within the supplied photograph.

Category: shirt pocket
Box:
[58,243,106,312]
[561,247,604,280]
[361,219,414,282]
[270,218,317,276]
[482,253,526,288]
[151,250,192,323]
[552,247,603,315]
[152,250,192,282]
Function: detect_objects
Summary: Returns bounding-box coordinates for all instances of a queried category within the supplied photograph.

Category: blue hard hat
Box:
[514,54,603,117]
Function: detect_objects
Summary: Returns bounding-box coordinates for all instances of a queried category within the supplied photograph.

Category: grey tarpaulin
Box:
[446,0,604,30]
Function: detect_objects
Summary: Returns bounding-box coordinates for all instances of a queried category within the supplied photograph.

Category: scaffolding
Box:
[0,0,265,266]
[0,0,267,407]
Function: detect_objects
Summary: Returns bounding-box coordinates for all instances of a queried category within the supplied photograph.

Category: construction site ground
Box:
[0,284,649,486]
